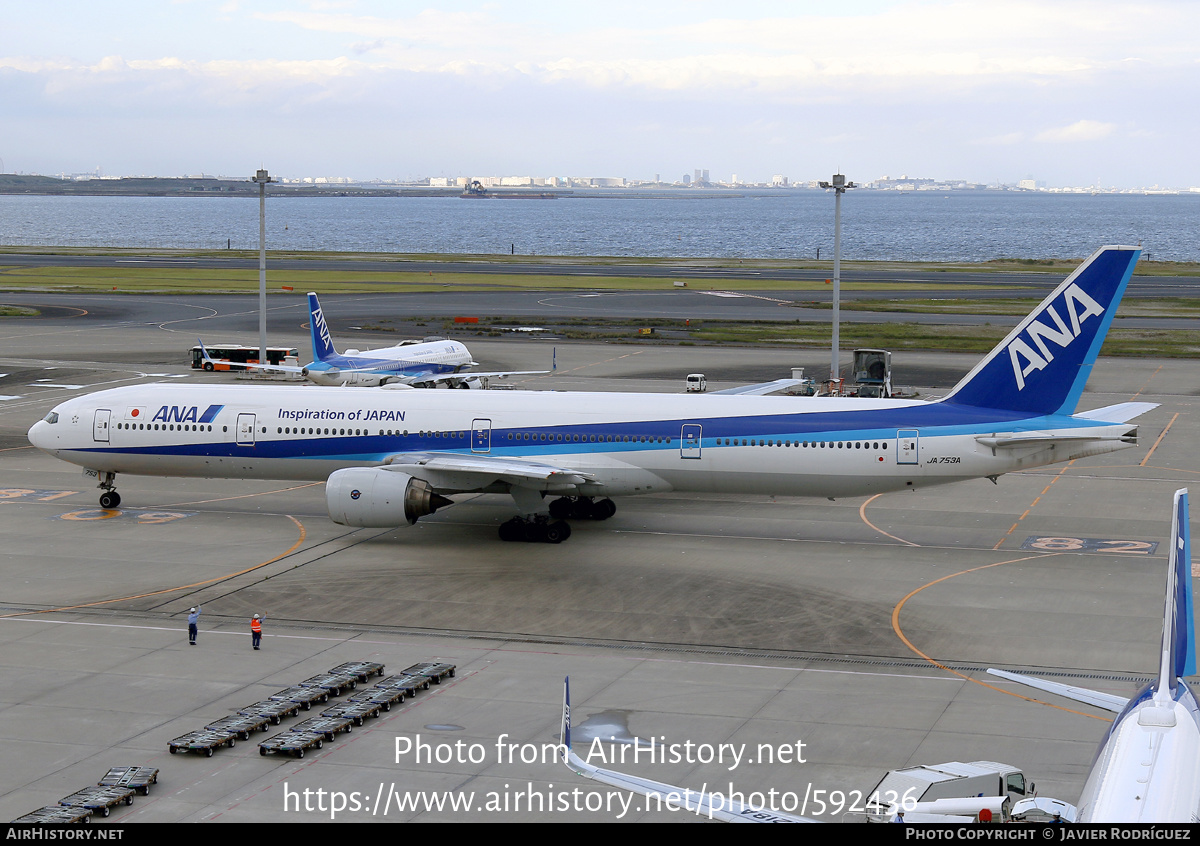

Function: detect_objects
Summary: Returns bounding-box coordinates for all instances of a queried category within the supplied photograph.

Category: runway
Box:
[0,297,1195,822]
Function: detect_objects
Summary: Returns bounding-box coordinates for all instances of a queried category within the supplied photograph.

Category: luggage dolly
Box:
[206,713,272,740]
[238,699,302,724]
[328,661,385,682]
[13,805,93,823]
[59,786,135,818]
[320,700,382,726]
[98,766,159,796]
[258,730,326,758]
[292,714,355,740]
[402,662,457,684]
[375,674,429,694]
[298,672,359,696]
[270,686,329,710]
[348,686,409,711]
[168,728,238,757]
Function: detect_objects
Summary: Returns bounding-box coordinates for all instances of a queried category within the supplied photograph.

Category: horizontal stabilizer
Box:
[1075,402,1159,424]
[985,668,1127,713]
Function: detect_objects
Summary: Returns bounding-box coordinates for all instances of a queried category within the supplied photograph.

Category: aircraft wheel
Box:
[593,499,616,520]
[99,491,121,509]
[498,519,523,542]
[544,521,571,544]
[548,498,572,520]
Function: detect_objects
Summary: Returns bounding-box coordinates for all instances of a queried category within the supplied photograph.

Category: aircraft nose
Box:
[27,419,49,451]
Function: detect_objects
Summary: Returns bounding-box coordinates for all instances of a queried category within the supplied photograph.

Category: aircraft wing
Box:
[384,452,595,488]
[559,678,818,823]
[985,668,1128,713]
[710,378,805,396]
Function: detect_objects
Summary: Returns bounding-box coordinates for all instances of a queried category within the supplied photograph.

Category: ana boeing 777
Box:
[29,246,1152,543]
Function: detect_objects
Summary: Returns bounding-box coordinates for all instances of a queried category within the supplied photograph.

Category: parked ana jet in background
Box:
[203,291,541,388]
[30,246,1152,542]
[989,489,1199,823]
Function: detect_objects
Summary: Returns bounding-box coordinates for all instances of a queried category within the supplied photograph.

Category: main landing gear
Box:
[498,515,572,544]
[96,471,121,509]
[497,497,618,543]
[548,496,616,522]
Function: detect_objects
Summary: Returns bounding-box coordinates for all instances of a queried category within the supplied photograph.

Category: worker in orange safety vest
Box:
[251,613,265,650]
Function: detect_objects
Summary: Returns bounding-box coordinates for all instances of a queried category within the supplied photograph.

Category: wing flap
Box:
[383,452,594,487]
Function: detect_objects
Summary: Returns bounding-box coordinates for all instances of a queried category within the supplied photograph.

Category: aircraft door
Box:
[896,429,919,465]
[680,423,703,459]
[93,409,111,443]
[471,418,492,453]
[236,413,257,445]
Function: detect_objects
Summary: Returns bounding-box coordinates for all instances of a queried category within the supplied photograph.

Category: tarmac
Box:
[0,298,1196,823]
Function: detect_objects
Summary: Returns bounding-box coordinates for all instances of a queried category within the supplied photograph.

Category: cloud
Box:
[1035,120,1117,143]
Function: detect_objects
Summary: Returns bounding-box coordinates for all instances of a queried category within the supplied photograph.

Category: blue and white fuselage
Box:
[29,246,1152,540]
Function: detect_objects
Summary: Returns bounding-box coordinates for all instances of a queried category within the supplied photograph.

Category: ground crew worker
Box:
[251,613,264,650]
[188,606,201,645]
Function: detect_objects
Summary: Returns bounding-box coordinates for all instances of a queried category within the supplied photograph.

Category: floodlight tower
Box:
[818,173,856,385]
[251,168,275,370]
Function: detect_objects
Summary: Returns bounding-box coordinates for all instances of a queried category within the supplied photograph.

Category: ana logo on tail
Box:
[1008,283,1105,391]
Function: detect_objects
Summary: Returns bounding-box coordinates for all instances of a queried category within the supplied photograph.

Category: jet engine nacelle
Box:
[337,371,386,387]
[326,467,451,527]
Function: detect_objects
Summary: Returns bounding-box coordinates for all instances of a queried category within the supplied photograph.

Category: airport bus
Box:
[189,344,300,371]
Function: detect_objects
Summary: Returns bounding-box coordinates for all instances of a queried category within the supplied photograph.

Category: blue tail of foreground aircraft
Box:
[989,489,1200,823]
[942,245,1140,416]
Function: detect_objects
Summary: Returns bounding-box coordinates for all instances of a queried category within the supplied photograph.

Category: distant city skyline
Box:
[4,1,1198,188]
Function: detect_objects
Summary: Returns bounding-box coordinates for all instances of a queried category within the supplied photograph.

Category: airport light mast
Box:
[252,168,275,371]
[818,173,856,386]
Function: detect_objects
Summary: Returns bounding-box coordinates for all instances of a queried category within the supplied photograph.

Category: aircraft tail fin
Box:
[940,246,1140,416]
[197,338,214,365]
[560,676,571,763]
[1160,489,1195,695]
[308,292,338,362]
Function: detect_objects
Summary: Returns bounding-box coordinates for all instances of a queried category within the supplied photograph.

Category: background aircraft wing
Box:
[559,678,818,823]
[985,668,1128,713]
[710,378,804,396]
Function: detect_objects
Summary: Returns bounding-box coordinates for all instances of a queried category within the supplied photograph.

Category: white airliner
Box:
[988,489,1199,823]
[204,291,541,388]
[29,246,1152,542]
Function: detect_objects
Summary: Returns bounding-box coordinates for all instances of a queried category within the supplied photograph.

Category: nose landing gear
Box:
[96,471,121,509]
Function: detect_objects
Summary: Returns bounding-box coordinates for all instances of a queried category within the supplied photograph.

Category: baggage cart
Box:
[98,765,159,796]
[258,731,325,758]
[168,728,238,757]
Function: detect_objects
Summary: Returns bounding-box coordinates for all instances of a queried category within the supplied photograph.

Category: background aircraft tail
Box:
[941,246,1140,416]
[307,292,339,362]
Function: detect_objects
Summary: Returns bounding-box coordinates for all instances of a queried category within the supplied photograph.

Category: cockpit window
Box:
[43,412,59,424]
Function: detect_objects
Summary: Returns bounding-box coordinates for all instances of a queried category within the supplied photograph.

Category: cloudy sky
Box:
[4,1,1197,187]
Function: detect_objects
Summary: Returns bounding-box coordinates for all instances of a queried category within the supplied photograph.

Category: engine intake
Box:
[326,468,451,527]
